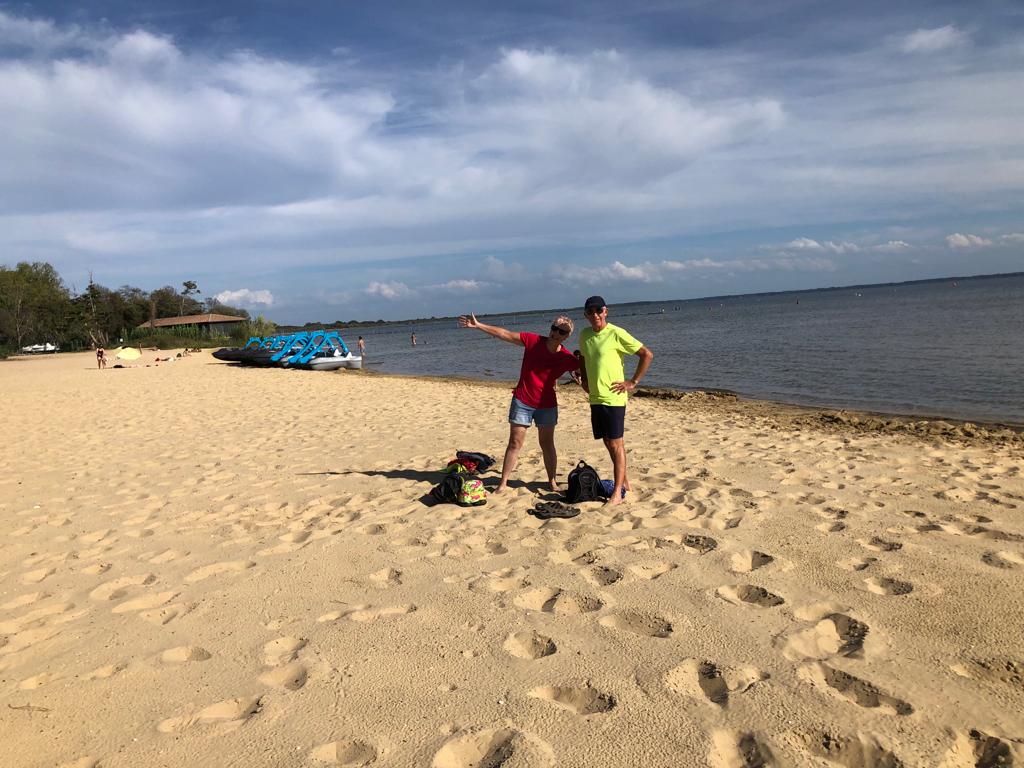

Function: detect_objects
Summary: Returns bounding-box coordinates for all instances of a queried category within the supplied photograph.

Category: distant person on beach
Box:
[459,312,581,493]
[577,296,654,506]
[96,346,106,369]
[411,332,417,346]
[357,336,365,356]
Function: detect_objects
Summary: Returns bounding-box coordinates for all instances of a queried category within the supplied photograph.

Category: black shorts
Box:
[590,404,626,440]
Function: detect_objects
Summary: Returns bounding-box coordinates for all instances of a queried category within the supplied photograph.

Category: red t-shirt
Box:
[512,332,580,409]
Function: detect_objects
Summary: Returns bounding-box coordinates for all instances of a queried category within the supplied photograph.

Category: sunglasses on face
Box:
[551,324,571,335]
[584,307,603,316]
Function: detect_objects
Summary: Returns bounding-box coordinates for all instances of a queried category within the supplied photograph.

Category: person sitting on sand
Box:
[459,312,581,493]
[577,296,654,506]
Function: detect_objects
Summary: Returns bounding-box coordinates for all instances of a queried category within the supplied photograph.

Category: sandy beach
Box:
[1,350,1022,767]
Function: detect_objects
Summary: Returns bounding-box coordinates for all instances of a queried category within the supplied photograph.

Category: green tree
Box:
[180,280,200,316]
[0,262,71,349]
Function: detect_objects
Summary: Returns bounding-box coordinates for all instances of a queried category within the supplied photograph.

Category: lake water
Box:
[348,273,1024,425]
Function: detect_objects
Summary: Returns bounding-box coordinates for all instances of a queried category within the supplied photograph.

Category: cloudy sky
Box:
[2,1,1022,322]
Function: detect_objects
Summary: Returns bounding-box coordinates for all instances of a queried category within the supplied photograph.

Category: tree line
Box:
[0,262,253,353]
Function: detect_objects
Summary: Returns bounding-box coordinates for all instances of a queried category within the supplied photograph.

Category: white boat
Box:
[305,352,363,370]
[21,342,59,354]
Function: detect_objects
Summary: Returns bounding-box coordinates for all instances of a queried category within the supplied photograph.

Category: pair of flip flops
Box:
[529,501,581,520]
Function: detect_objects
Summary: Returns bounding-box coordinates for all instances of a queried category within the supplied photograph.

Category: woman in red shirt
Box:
[459,313,581,492]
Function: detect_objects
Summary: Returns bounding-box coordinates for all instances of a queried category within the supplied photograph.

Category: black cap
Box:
[583,295,606,311]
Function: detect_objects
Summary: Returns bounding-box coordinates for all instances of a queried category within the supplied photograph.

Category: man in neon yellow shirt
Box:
[578,296,654,506]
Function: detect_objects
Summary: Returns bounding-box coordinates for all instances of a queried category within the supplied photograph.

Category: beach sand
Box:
[1,350,1022,767]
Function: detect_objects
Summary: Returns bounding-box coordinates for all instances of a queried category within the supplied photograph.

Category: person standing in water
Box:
[411,332,417,346]
[459,313,581,493]
[357,336,365,357]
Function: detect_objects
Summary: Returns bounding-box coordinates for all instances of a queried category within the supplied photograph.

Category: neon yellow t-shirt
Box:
[579,322,644,406]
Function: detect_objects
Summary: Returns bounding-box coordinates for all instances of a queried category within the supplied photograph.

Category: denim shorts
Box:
[508,396,558,427]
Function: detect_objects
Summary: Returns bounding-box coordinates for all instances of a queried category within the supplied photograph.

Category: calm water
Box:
[349,274,1024,425]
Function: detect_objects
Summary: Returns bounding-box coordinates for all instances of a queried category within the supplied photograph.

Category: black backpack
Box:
[564,460,607,503]
[430,474,464,504]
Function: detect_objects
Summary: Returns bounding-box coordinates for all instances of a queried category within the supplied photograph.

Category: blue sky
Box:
[1,1,1022,322]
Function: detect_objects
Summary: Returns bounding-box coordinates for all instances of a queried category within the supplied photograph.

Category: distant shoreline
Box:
[280,270,1024,330]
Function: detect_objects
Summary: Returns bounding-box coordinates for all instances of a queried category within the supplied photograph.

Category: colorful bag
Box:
[457,478,487,507]
[430,474,487,507]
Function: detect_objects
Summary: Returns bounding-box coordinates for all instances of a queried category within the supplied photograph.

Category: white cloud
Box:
[872,240,912,252]
[900,25,968,54]
[438,279,483,293]
[214,288,274,306]
[365,281,412,300]
[571,255,836,285]
[482,255,527,282]
[783,238,858,254]
[1000,233,1024,243]
[946,233,993,249]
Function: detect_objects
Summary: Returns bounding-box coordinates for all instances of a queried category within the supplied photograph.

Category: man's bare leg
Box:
[603,436,627,505]
[495,424,528,493]
[537,425,559,492]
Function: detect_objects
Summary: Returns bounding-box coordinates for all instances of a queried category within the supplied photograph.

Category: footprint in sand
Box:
[148,549,189,564]
[717,585,785,608]
[513,588,602,615]
[863,577,913,596]
[799,662,912,715]
[262,636,306,666]
[940,729,1018,767]
[368,567,402,587]
[161,645,211,663]
[859,536,903,552]
[838,557,877,572]
[528,684,616,714]
[310,739,377,765]
[1,591,48,610]
[503,630,557,659]
[139,603,191,626]
[259,660,308,691]
[948,657,1024,688]
[599,611,672,638]
[57,759,100,768]
[21,567,55,585]
[0,601,77,634]
[111,591,178,614]
[431,727,554,768]
[709,730,774,768]
[347,604,417,622]
[582,565,622,587]
[184,560,255,583]
[797,730,903,767]
[19,671,62,690]
[730,550,774,573]
[627,561,676,580]
[681,534,718,554]
[87,661,128,679]
[981,550,1024,569]
[665,659,768,706]
[89,574,156,601]
[783,613,869,660]
[157,695,263,733]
